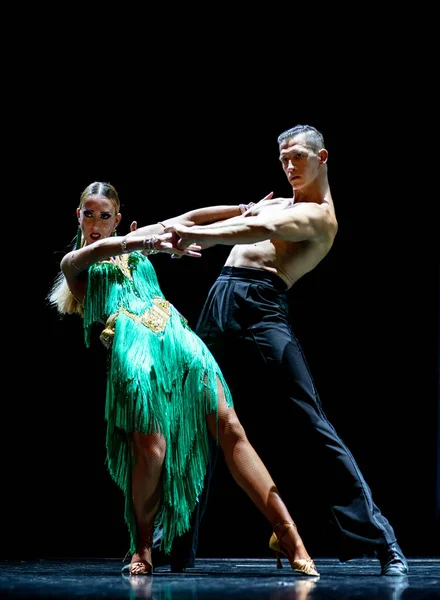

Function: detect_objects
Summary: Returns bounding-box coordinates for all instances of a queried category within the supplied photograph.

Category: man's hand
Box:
[164,223,208,252]
[129,222,202,258]
[244,195,293,217]
[156,231,202,257]
[240,192,274,216]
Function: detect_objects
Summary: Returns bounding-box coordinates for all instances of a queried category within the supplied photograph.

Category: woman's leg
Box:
[205,378,318,574]
[130,431,166,575]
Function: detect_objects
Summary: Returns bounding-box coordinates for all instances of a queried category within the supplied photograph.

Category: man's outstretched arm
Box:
[166,200,337,250]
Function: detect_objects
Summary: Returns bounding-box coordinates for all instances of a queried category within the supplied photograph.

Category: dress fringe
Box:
[83,253,233,554]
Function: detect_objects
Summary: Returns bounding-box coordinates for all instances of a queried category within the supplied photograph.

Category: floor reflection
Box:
[0,557,438,600]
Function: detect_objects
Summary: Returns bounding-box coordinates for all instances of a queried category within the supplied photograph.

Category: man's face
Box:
[278,134,323,190]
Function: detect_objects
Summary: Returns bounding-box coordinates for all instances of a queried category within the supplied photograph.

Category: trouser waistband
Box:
[218,266,288,292]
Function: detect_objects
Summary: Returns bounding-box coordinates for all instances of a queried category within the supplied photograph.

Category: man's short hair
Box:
[277,125,324,151]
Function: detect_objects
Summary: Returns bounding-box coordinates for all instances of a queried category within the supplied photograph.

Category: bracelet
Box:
[121,236,129,253]
[143,235,159,255]
[239,202,255,214]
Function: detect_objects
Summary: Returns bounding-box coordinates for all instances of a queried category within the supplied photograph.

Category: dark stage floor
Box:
[0,557,439,599]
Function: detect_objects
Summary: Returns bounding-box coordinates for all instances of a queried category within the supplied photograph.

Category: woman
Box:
[48,181,319,577]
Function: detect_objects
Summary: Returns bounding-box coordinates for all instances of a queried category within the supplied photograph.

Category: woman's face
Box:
[76,194,122,246]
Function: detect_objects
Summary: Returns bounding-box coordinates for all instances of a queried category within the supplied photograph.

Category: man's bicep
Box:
[269,205,327,242]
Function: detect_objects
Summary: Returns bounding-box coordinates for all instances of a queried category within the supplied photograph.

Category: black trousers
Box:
[158,266,396,565]
[206,266,395,557]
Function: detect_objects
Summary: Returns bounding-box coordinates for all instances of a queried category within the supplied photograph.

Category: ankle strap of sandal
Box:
[273,521,296,540]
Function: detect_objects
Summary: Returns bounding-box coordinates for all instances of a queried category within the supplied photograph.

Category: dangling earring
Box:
[75,229,82,249]
[113,230,117,236]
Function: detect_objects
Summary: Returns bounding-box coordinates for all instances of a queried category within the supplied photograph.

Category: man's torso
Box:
[224,200,336,289]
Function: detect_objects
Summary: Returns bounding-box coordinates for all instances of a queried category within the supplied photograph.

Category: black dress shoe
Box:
[152,549,195,572]
[152,527,197,572]
[376,542,408,576]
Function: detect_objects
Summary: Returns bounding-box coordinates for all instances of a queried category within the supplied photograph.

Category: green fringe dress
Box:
[82,251,233,555]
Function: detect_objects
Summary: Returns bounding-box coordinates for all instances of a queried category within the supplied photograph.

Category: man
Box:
[166,124,408,577]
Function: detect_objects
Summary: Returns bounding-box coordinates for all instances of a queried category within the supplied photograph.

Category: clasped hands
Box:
[129,221,201,259]
[162,228,202,259]
[128,192,292,259]
[159,193,292,258]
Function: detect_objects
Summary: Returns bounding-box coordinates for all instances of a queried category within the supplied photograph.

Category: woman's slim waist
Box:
[99,297,189,348]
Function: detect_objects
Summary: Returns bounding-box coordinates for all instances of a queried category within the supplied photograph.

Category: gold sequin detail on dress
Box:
[109,254,132,279]
[121,298,171,333]
[99,297,174,348]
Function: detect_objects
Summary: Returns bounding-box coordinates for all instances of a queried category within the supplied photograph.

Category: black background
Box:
[5,12,439,561]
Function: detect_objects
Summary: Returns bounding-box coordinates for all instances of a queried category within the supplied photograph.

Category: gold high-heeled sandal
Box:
[128,559,153,576]
[127,528,154,576]
[269,521,320,577]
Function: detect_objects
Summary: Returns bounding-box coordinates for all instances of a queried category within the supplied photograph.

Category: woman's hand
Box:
[130,221,201,258]
[155,231,202,257]
[163,223,208,252]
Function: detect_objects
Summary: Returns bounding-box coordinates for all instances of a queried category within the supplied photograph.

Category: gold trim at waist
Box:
[99,297,173,349]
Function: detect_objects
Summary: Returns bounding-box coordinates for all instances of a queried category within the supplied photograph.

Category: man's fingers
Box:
[130,221,138,232]
[170,246,202,259]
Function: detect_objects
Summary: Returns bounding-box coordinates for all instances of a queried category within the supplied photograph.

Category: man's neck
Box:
[293,175,330,205]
